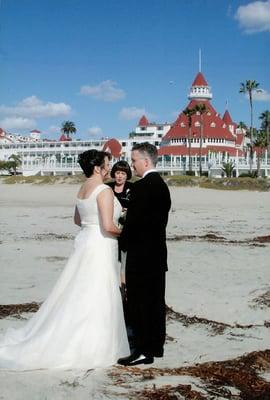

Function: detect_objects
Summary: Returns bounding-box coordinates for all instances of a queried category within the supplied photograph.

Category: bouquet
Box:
[118,209,127,227]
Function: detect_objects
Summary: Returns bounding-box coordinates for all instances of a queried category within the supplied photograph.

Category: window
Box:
[210,122,216,128]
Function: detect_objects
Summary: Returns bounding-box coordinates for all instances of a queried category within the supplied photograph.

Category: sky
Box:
[0,0,269,140]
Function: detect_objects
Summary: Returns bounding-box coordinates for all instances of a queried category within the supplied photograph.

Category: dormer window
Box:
[207,112,211,116]
[210,122,216,128]
[195,121,200,127]
[180,122,185,127]
[222,124,226,128]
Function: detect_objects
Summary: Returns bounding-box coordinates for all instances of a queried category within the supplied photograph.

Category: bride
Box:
[0,150,130,370]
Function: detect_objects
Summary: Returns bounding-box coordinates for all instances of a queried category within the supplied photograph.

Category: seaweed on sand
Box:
[111,350,270,399]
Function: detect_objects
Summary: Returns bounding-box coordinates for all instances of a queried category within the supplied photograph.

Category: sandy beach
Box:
[0,182,269,399]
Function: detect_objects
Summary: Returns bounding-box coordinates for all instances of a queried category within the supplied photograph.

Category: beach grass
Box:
[1,174,270,190]
[2,175,85,185]
[164,175,270,191]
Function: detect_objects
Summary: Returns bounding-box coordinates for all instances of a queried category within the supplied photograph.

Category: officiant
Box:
[107,160,134,344]
[107,160,133,209]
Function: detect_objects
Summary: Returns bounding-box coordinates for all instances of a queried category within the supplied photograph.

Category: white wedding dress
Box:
[0,184,130,370]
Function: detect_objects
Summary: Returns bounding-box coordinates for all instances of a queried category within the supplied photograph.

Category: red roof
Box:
[103,138,122,158]
[163,100,235,142]
[235,134,245,146]
[192,72,208,87]
[253,146,266,156]
[207,146,244,156]
[158,145,244,157]
[59,134,69,141]
[138,115,149,126]
[158,145,208,156]
[222,110,233,125]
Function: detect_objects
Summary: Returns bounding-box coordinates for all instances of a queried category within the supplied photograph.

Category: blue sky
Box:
[0,0,269,140]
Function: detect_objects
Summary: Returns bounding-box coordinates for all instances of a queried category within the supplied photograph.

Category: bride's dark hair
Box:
[78,150,111,178]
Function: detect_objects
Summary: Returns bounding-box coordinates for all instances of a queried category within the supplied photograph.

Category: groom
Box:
[118,142,171,366]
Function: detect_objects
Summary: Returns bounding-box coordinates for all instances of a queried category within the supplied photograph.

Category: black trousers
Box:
[125,269,166,357]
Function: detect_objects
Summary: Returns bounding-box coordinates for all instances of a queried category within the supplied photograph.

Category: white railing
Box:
[21,158,270,177]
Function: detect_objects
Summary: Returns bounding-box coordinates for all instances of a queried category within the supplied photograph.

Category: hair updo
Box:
[78,150,111,178]
[110,160,132,180]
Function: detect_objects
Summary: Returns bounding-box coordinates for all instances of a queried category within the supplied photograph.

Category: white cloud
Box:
[119,107,157,121]
[80,80,125,102]
[119,107,147,120]
[0,96,71,118]
[87,126,103,136]
[235,0,270,33]
[48,125,61,133]
[0,116,36,131]
[253,88,270,101]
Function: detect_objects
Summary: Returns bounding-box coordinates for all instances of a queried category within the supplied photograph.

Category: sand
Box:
[0,182,269,399]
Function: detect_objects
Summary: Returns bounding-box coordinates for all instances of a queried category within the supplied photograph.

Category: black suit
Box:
[120,172,171,357]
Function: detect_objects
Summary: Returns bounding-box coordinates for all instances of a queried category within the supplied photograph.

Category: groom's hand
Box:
[120,283,127,301]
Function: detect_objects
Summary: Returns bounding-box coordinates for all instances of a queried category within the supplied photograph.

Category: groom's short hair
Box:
[132,142,158,166]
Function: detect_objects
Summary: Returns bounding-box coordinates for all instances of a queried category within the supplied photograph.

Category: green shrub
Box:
[239,172,257,178]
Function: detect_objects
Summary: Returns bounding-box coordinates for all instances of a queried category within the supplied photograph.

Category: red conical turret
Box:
[138,115,149,126]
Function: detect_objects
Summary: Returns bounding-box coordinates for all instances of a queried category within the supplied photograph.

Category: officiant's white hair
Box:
[132,142,158,166]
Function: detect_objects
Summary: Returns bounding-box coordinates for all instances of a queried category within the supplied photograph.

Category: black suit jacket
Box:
[120,172,171,273]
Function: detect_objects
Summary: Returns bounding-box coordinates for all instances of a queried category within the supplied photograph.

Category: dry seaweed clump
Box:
[167,233,270,247]
[140,383,206,399]
[251,290,270,309]
[113,350,270,399]
[0,302,41,318]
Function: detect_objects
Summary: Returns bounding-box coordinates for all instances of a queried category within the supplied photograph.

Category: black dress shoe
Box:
[117,352,154,366]
[153,350,164,358]
[129,355,154,366]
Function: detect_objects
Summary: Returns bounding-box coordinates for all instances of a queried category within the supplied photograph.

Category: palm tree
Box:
[183,107,196,173]
[237,121,248,133]
[259,110,270,151]
[61,121,77,139]
[222,161,235,178]
[254,132,267,177]
[239,80,261,173]
[8,154,21,175]
[193,103,207,176]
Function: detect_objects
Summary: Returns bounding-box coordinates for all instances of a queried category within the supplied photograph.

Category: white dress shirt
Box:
[142,169,157,178]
